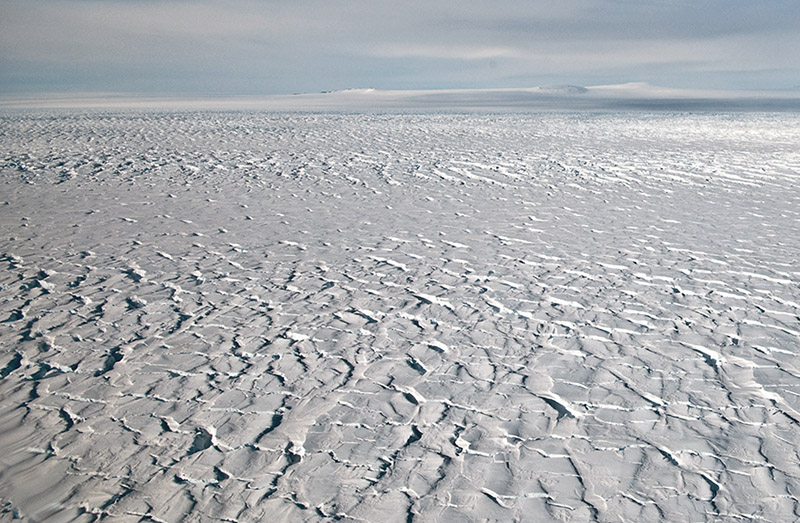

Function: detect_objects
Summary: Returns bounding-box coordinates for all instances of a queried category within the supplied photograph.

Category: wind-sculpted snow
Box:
[1,112,800,522]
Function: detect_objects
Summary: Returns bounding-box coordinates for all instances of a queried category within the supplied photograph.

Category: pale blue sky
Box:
[1,0,798,95]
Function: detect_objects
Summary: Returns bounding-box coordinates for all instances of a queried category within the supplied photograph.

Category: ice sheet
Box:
[1,112,799,521]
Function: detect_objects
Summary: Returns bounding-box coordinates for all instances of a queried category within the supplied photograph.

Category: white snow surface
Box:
[1,111,800,521]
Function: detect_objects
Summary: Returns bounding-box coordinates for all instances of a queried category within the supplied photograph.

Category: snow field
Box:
[1,112,800,521]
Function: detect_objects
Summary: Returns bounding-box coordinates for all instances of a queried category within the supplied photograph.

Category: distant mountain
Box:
[534,85,589,95]
[3,83,800,111]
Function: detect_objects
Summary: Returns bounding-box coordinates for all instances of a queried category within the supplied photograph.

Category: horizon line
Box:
[2,83,800,112]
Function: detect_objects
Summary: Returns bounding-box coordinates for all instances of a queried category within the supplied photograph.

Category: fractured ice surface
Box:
[1,111,800,521]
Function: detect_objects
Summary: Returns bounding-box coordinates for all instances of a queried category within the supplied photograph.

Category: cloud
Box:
[1,0,798,93]
[368,44,525,61]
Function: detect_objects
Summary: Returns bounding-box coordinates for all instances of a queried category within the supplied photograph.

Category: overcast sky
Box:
[1,0,799,95]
